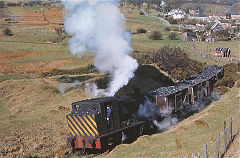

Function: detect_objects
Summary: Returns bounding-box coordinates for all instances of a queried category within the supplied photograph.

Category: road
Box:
[147,15,171,26]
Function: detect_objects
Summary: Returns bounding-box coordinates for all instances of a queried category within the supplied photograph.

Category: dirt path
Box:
[147,15,171,26]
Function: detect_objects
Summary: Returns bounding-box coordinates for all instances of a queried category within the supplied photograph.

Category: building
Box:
[209,20,225,32]
[189,9,201,15]
[166,8,186,20]
[187,32,197,41]
[188,14,209,22]
[213,13,227,20]
[231,13,240,20]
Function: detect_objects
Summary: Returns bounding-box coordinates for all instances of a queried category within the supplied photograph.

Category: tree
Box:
[164,27,171,31]
[214,30,230,40]
[167,17,177,24]
[168,32,177,40]
[3,27,12,36]
[137,28,147,34]
[0,1,5,8]
[149,31,162,40]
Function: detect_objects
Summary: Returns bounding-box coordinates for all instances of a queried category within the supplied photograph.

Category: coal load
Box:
[148,65,223,97]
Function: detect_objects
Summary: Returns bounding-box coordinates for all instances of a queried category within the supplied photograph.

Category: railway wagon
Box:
[66,96,147,150]
[147,65,224,114]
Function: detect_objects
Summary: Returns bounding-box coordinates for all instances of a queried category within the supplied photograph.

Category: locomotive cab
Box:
[66,96,146,150]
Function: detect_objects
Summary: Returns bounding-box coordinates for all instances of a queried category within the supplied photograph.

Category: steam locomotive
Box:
[66,65,224,150]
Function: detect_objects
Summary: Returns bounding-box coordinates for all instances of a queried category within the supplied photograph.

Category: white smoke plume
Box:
[61,0,138,96]
[84,82,108,97]
[153,117,177,131]
[59,83,66,96]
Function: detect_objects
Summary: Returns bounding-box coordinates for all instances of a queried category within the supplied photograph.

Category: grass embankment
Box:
[103,82,240,158]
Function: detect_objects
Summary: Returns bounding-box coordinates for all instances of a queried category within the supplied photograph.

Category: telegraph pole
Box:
[125,0,127,15]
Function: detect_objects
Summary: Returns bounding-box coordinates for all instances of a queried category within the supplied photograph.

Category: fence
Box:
[191,108,240,158]
[186,40,240,64]
[195,52,240,64]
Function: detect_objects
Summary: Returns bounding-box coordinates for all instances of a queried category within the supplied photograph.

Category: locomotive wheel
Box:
[107,137,114,146]
[106,133,122,147]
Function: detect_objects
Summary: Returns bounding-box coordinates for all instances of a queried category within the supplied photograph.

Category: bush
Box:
[214,86,229,95]
[3,27,12,36]
[214,30,230,40]
[52,36,66,43]
[137,28,147,34]
[41,64,97,77]
[214,63,240,94]
[167,17,177,24]
[183,29,192,32]
[139,11,144,15]
[149,31,162,40]
[164,27,171,31]
[185,19,198,25]
[132,45,203,80]
[168,32,177,40]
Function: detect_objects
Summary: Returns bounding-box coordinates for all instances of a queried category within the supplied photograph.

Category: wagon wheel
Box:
[139,125,144,136]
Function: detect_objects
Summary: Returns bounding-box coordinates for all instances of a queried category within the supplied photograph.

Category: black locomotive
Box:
[66,96,150,150]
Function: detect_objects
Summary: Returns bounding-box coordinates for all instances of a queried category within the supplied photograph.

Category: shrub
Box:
[139,11,144,15]
[149,31,162,40]
[183,29,192,32]
[3,27,12,36]
[214,86,229,95]
[185,19,198,25]
[164,27,171,31]
[214,30,230,40]
[214,63,240,94]
[52,36,66,43]
[41,64,97,77]
[137,28,147,34]
[167,17,177,24]
[168,32,177,40]
[132,45,203,80]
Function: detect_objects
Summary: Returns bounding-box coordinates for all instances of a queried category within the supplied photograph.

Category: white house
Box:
[166,8,186,19]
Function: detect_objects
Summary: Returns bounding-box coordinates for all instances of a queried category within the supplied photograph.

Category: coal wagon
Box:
[147,65,224,114]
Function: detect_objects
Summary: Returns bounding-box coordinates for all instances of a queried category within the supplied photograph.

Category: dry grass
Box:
[0,76,95,157]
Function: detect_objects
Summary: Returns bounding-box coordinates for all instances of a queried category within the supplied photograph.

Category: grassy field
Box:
[126,16,188,52]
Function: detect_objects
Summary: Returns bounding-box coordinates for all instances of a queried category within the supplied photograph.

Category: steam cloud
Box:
[61,0,138,96]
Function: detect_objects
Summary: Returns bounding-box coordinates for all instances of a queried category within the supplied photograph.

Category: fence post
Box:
[229,117,232,144]
[191,153,194,158]
[216,132,220,158]
[224,120,227,154]
[203,143,208,158]
[197,152,200,158]
[239,108,240,127]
